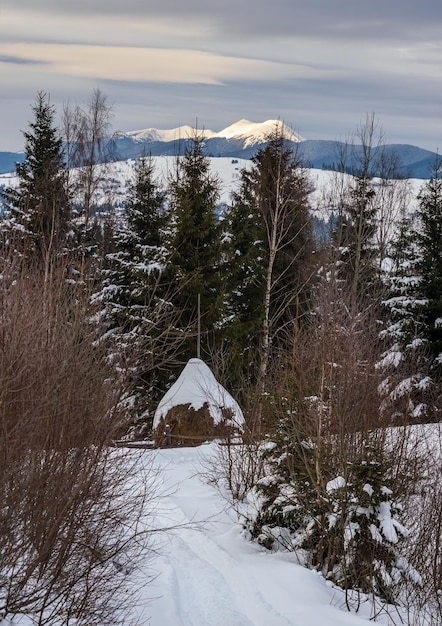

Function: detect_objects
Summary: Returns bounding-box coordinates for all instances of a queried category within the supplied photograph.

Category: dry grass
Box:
[153,403,240,446]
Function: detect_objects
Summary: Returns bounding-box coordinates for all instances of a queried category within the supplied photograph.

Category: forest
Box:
[1,90,442,625]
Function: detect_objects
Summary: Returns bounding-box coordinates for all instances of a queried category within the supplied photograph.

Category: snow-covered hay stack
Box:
[152,358,245,446]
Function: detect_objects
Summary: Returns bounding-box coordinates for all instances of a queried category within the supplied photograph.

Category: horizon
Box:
[1,115,440,156]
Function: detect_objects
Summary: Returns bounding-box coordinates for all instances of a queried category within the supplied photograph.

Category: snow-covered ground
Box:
[0,157,425,222]
[137,443,382,626]
[2,436,437,626]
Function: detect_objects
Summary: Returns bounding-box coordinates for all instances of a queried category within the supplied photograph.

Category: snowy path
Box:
[141,445,374,626]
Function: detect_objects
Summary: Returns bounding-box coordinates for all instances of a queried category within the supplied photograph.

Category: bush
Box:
[0,263,156,625]
[246,432,421,607]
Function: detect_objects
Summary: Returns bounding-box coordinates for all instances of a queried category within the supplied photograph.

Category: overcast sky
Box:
[1,0,441,152]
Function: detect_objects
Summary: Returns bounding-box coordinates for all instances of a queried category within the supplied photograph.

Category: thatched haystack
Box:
[152,358,244,446]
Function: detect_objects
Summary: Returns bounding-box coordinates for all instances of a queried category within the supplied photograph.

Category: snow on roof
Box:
[153,358,245,430]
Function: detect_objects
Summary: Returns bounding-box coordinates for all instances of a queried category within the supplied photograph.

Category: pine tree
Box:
[166,131,223,359]
[332,114,387,308]
[378,211,430,423]
[336,174,379,305]
[92,156,176,431]
[221,169,266,386]
[1,92,70,267]
[98,155,169,329]
[417,158,442,373]
[124,155,169,252]
[378,159,442,423]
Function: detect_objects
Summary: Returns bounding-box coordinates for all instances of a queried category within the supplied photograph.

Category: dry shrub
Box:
[208,441,265,503]
[396,424,442,625]
[0,261,156,625]
[225,275,428,614]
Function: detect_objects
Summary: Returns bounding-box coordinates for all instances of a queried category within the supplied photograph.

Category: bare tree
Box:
[225,122,316,428]
[259,130,314,391]
[63,88,114,226]
[0,257,157,625]
[330,113,406,309]
[375,149,411,271]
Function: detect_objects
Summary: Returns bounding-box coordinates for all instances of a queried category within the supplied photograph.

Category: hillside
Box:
[0,119,438,179]
[1,158,425,225]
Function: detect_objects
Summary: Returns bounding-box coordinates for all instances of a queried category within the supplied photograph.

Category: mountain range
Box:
[0,119,438,179]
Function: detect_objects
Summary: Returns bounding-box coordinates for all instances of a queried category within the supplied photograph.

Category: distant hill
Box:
[0,152,24,175]
[0,119,438,179]
[294,140,438,179]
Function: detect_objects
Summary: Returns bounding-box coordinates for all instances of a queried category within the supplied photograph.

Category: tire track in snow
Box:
[148,449,298,626]
[168,531,256,626]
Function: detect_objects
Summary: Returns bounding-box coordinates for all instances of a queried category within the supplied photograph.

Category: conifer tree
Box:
[378,159,442,422]
[417,158,442,372]
[167,131,223,359]
[98,155,169,327]
[92,155,176,429]
[332,115,384,308]
[378,212,430,422]
[1,92,70,267]
[335,174,379,305]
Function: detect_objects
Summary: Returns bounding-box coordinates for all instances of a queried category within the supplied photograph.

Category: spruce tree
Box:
[167,132,223,359]
[92,155,174,431]
[378,212,430,422]
[98,155,169,329]
[333,170,380,309]
[332,114,387,309]
[378,158,442,422]
[417,158,442,371]
[1,92,70,267]
[221,170,266,389]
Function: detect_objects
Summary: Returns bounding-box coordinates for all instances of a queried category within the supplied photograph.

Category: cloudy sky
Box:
[1,0,441,152]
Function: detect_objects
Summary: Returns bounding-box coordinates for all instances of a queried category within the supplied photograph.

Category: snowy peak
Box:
[125,125,216,143]
[120,119,303,149]
[217,119,303,146]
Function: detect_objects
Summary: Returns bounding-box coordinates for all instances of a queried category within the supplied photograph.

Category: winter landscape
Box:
[5,434,440,626]
[1,90,442,626]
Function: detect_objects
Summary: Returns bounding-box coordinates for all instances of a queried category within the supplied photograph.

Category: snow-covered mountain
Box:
[121,119,303,149]
[0,118,438,179]
[109,118,306,161]
[102,121,442,179]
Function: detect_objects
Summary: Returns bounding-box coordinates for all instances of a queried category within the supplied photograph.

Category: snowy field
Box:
[135,443,390,626]
[0,157,425,224]
[3,442,379,625]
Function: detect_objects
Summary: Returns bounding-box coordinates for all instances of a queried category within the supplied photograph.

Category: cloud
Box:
[0,1,441,152]
[0,55,48,66]
[4,0,441,41]
[0,42,341,86]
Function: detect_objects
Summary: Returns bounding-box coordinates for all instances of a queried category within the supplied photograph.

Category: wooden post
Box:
[197,293,201,359]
